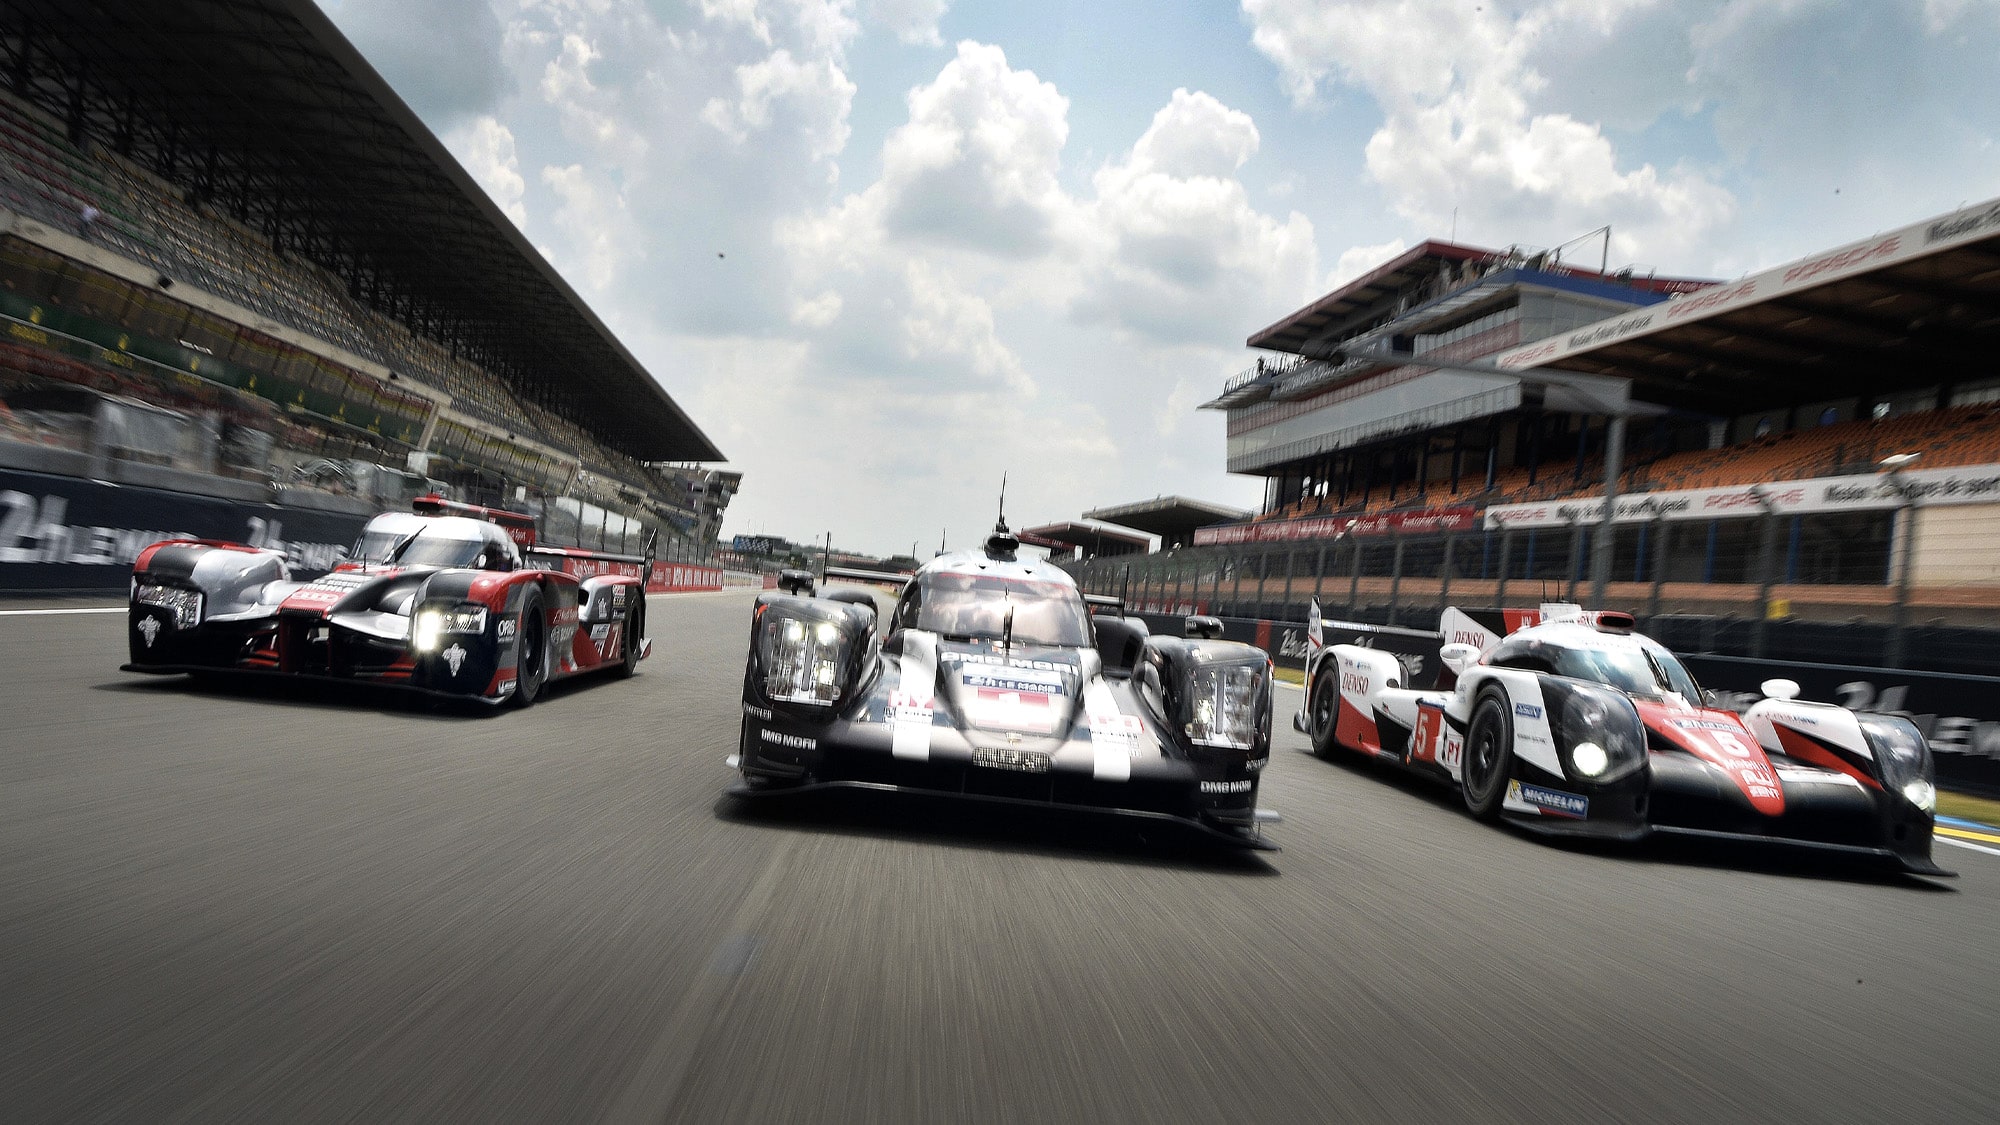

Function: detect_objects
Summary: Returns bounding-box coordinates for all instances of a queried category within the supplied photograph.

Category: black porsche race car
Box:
[728,522,1279,847]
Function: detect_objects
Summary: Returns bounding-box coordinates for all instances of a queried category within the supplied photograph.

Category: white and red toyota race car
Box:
[1295,603,1949,875]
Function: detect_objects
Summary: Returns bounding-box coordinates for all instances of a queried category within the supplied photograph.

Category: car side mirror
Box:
[1184,615,1224,639]
[577,589,590,607]
[1760,678,1800,702]
[1439,642,1480,675]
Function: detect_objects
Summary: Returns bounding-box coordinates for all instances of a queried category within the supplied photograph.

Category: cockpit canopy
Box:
[349,513,520,571]
[892,568,1092,647]
[1485,624,1704,701]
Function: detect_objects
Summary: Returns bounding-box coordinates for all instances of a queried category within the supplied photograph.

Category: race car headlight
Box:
[1186,660,1267,750]
[757,608,855,707]
[135,582,203,629]
[414,604,488,653]
[1545,679,1646,783]
[1860,715,1936,815]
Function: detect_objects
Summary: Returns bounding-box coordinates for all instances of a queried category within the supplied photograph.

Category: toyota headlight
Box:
[757,607,855,707]
[135,582,203,629]
[1860,715,1936,815]
[1186,661,1266,750]
[1545,679,1646,783]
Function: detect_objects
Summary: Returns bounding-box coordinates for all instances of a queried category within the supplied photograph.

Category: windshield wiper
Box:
[385,529,423,564]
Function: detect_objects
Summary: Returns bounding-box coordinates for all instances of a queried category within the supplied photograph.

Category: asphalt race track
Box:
[3,591,1998,1123]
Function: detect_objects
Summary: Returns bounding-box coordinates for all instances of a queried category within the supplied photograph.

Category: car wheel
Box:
[1461,688,1514,820]
[1308,664,1341,760]
[615,599,644,679]
[512,589,548,707]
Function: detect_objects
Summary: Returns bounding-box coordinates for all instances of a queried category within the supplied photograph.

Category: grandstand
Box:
[1062,199,2000,671]
[0,0,731,561]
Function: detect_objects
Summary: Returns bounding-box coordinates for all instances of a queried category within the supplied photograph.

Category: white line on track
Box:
[0,606,124,616]
[1939,836,2000,860]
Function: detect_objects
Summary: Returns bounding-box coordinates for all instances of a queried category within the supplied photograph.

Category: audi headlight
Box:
[1860,715,1936,815]
[757,607,856,707]
[135,582,203,629]
[1545,680,1646,783]
[414,604,487,652]
[1186,661,1266,750]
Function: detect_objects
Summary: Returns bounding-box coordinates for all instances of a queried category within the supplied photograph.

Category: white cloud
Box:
[702,48,857,162]
[867,0,950,46]
[1327,238,1407,289]
[1241,0,1733,266]
[1077,88,1319,345]
[540,163,639,293]
[447,115,529,226]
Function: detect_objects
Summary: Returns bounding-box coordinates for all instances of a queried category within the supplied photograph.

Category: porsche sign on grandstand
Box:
[1195,507,1478,545]
[1483,462,2000,530]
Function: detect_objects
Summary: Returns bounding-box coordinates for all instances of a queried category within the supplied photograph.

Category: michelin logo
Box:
[1511,780,1588,818]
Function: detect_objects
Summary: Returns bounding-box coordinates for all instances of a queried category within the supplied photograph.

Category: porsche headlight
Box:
[1186,661,1264,750]
[1860,715,1936,815]
[758,609,854,707]
[135,582,203,629]
[1545,680,1645,783]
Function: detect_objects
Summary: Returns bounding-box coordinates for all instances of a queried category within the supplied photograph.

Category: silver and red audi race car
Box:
[124,495,650,705]
[1295,602,1948,874]
[729,522,1280,847]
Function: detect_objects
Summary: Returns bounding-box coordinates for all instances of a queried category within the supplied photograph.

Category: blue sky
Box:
[315,0,2000,557]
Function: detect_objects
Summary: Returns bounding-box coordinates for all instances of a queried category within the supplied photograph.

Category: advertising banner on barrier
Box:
[1483,461,2000,530]
[1,468,365,592]
[647,562,723,593]
[1194,507,1478,545]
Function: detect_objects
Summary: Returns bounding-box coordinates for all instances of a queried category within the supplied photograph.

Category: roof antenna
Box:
[985,472,1019,560]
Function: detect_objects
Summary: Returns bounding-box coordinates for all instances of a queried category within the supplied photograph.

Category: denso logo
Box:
[1515,702,1543,720]
[1340,672,1370,694]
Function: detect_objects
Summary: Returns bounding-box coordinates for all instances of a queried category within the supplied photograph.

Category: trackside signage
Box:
[1195,507,1478,545]
[1,468,363,592]
[1483,462,2000,530]
[1492,194,2000,371]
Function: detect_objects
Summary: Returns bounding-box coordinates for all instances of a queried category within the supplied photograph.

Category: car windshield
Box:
[915,574,1091,647]
[349,527,487,569]
[1551,641,1703,701]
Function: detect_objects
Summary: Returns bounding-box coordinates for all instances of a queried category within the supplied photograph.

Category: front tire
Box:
[1308,663,1341,760]
[512,589,548,707]
[1461,688,1515,820]
[615,599,644,679]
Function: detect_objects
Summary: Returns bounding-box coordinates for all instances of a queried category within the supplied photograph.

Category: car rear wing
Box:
[824,565,912,589]
[412,493,539,546]
[1083,593,1125,615]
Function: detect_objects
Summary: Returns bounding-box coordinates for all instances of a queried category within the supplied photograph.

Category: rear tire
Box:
[615,599,644,679]
[1308,663,1341,760]
[1461,689,1515,821]
[512,590,548,707]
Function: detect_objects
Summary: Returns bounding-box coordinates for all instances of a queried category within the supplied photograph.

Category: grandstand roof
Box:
[0,0,722,463]
[1083,497,1250,549]
[1020,521,1150,557]
[1246,239,1711,357]
[1492,197,2000,417]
